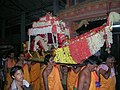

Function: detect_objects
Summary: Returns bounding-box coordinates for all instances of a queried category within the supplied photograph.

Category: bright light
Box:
[111,25,120,28]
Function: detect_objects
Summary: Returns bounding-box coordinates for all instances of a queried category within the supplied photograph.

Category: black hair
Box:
[44,54,53,65]
[10,66,23,79]
[19,52,25,56]
[9,50,15,54]
[106,54,114,59]
[85,55,101,65]
[7,50,15,57]
[100,53,114,62]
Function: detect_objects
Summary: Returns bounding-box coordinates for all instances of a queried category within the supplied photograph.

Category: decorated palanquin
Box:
[27,13,70,61]
[27,11,119,64]
[54,23,113,64]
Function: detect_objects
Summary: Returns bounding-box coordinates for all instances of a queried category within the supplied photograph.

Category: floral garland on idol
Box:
[54,23,113,64]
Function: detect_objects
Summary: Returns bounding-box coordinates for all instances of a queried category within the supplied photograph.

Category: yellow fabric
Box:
[99,75,116,90]
[30,63,41,90]
[23,64,31,83]
[67,69,79,90]
[89,71,99,90]
[48,66,63,90]
[4,73,12,90]
[40,64,46,90]
[54,46,76,64]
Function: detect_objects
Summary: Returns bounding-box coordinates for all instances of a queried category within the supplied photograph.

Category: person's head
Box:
[85,55,101,71]
[10,66,24,82]
[8,50,15,58]
[106,54,115,68]
[19,52,25,61]
[44,54,54,65]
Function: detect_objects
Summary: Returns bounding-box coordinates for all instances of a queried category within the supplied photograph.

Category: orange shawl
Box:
[67,69,79,90]
[30,63,41,90]
[99,75,116,90]
[48,66,63,90]
[74,71,99,90]
[23,64,31,83]
[89,71,99,90]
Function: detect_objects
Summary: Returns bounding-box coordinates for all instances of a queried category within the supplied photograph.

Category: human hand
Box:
[22,85,32,90]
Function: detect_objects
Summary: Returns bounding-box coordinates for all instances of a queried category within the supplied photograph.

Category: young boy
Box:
[10,66,32,90]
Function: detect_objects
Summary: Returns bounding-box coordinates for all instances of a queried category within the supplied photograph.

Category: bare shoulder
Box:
[42,67,50,77]
[79,68,87,78]
[80,67,87,74]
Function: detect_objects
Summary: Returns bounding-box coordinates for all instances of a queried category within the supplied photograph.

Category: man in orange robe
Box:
[99,55,116,90]
[4,51,16,90]
[43,54,63,90]
[89,71,100,90]
[67,66,81,90]
[16,52,31,83]
[76,55,101,90]
[30,62,41,90]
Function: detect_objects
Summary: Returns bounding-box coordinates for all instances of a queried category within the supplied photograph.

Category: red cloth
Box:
[37,40,44,50]
[69,38,91,63]
[30,40,35,51]
[58,34,66,44]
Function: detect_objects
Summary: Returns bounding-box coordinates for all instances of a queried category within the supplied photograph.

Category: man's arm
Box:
[43,70,49,90]
[78,72,85,90]
[99,67,111,79]
[58,65,63,80]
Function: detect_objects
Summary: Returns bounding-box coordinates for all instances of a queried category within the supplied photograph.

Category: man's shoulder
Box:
[80,67,88,75]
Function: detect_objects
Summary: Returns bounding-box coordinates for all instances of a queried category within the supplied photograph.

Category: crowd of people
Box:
[0,50,117,90]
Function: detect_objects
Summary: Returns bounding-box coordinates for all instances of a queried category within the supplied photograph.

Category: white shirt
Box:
[11,79,30,90]
[99,64,115,78]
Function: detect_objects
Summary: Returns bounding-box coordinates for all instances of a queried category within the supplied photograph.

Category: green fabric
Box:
[73,86,77,90]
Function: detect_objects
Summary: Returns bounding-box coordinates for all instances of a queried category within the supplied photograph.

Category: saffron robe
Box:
[67,69,79,90]
[30,63,41,90]
[23,64,31,83]
[74,71,99,90]
[48,65,63,90]
[99,75,116,90]
[89,71,99,90]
